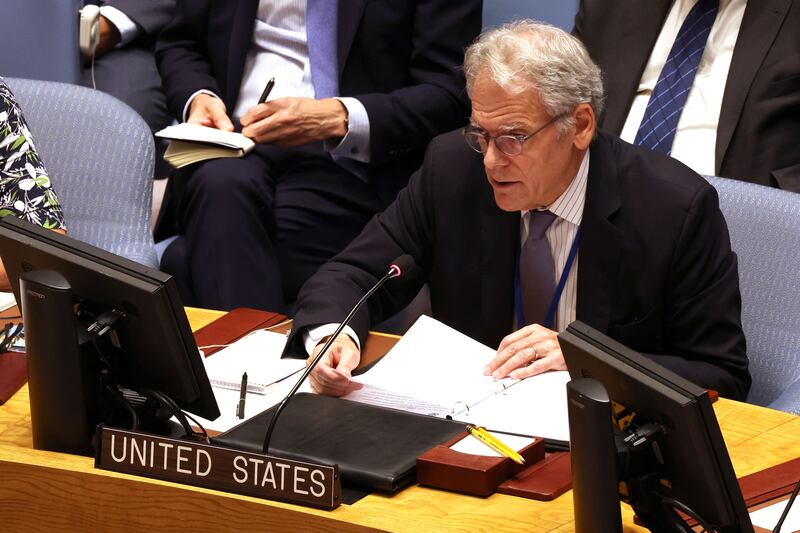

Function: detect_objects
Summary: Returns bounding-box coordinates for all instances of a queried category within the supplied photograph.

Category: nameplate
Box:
[94,426,341,510]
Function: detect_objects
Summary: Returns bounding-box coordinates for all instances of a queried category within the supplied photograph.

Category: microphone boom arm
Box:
[262,264,401,454]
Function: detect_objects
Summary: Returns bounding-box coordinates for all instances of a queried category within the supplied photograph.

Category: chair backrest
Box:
[482,0,580,31]
[706,176,800,411]
[0,0,82,83]
[5,77,157,267]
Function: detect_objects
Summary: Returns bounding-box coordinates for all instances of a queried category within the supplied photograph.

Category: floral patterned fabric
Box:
[0,79,65,230]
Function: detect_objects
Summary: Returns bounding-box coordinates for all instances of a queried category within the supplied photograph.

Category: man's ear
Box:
[572,103,596,151]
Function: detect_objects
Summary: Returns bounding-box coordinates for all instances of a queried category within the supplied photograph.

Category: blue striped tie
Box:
[306,0,339,99]
[634,0,720,155]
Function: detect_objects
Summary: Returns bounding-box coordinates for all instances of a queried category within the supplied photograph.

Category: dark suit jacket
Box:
[289,130,751,400]
[155,0,481,204]
[573,0,800,192]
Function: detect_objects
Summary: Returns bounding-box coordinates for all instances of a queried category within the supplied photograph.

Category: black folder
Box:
[213,393,466,492]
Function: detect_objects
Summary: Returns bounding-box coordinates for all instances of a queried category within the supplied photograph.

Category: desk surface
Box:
[1,307,798,532]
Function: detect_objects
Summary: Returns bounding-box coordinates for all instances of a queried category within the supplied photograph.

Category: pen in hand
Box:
[258,77,276,105]
[236,372,248,419]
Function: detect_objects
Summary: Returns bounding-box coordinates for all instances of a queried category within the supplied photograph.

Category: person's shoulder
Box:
[596,130,714,206]
[423,129,483,173]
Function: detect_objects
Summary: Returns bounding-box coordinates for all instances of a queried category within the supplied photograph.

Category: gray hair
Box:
[464,20,604,134]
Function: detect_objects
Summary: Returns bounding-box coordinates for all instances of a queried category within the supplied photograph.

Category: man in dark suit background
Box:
[288,21,751,401]
[81,0,175,177]
[573,0,800,192]
[154,1,482,313]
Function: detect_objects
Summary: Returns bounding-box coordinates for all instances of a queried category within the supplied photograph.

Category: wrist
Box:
[324,98,349,139]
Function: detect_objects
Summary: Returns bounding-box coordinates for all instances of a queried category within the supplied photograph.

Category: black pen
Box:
[257,77,276,105]
[236,372,248,419]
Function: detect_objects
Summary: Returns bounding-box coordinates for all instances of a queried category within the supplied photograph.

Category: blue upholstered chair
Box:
[482,0,580,31]
[706,176,800,414]
[0,0,82,83]
[6,78,157,267]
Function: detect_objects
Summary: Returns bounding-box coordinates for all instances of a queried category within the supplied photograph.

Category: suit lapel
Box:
[478,172,518,346]
[601,0,672,132]
[225,0,260,109]
[716,0,792,173]
[576,135,623,333]
[336,0,367,78]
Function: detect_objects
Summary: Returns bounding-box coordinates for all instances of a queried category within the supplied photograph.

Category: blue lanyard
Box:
[514,226,581,330]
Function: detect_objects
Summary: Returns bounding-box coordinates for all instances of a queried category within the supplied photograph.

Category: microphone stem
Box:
[262,269,396,454]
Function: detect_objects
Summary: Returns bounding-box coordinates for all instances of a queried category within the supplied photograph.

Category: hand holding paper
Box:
[188,93,234,131]
[307,334,362,397]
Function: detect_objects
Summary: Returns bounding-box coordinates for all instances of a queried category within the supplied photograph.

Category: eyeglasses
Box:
[463,113,567,156]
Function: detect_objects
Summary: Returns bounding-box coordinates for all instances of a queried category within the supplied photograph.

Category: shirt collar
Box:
[521,150,590,227]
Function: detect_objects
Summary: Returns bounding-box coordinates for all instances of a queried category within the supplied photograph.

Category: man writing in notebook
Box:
[286,21,751,401]
[154,1,481,313]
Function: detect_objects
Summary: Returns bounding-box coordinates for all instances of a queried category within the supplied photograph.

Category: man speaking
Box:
[287,21,751,401]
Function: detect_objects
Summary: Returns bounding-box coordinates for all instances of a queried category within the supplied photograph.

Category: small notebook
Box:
[202,329,304,395]
[156,123,256,168]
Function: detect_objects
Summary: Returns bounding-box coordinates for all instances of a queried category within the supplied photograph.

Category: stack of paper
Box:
[344,315,571,442]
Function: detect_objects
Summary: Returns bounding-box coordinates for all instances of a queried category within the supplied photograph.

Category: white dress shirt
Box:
[620,0,746,176]
[184,0,371,163]
[519,150,588,333]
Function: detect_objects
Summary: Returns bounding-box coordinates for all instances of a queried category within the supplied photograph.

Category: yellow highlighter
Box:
[466,424,526,464]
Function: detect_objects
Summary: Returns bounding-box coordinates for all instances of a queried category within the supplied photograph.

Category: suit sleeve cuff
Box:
[99,6,140,47]
[302,324,361,356]
[183,89,222,122]
[325,97,371,163]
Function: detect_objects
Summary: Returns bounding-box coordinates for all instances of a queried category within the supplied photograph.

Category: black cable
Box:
[661,496,717,532]
[773,477,800,533]
[104,385,139,430]
[140,388,209,443]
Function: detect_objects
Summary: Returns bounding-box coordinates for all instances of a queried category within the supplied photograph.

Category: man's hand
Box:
[307,333,363,397]
[187,93,235,132]
[484,324,566,380]
[94,16,121,58]
[240,97,348,146]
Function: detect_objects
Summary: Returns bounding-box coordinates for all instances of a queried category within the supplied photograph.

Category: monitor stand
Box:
[21,269,181,456]
[21,269,93,455]
[567,377,622,533]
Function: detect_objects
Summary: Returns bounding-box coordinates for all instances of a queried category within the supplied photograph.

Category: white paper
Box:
[202,329,305,394]
[344,315,571,441]
[346,315,516,409]
[450,431,535,457]
[0,291,16,312]
[455,371,571,442]
[750,497,800,532]
[190,377,313,434]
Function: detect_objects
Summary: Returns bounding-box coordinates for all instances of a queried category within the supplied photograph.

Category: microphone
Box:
[262,254,417,453]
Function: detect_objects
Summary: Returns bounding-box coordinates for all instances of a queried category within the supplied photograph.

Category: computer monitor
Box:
[0,217,219,454]
[560,321,751,532]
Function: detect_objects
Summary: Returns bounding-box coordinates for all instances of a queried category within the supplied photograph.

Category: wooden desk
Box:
[1,308,798,532]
